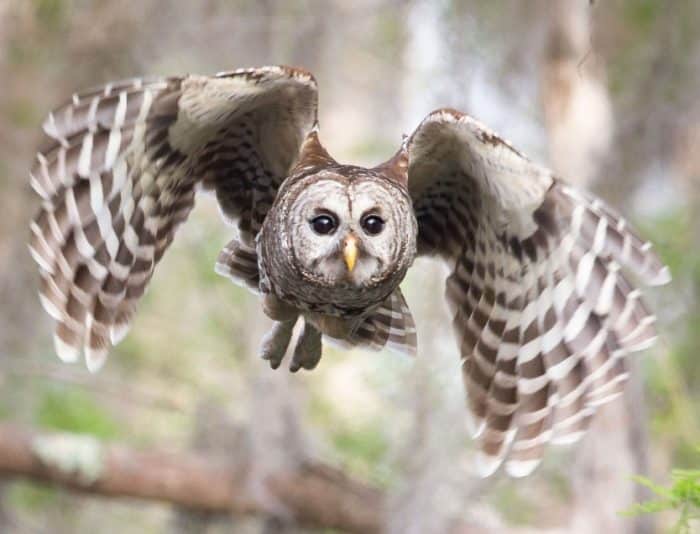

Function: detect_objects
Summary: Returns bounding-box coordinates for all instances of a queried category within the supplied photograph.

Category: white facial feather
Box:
[289,174,413,290]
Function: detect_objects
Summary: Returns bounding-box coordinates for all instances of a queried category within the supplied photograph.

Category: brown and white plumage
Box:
[28,66,669,476]
[29,66,318,371]
[406,109,670,476]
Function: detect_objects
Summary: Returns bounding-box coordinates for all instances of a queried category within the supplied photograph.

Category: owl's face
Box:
[261,169,417,311]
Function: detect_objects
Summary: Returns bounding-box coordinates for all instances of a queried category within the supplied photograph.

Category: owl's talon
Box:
[289,320,322,372]
[259,317,297,370]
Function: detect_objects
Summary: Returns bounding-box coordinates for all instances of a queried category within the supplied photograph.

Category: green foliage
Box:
[34,0,68,31]
[623,0,661,34]
[375,12,404,51]
[4,97,40,128]
[625,463,700,534]
[0,395,10,420]
[309,390,390,484]
[493,484,537,526]
[332,424,388,479]
[638,209,700,465]
[639,210,693,278]
[35,387,120,439]
[6,480,58,511]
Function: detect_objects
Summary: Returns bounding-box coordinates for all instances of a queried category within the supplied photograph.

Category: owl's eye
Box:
[310,214,337,235]
[361,214,385,235]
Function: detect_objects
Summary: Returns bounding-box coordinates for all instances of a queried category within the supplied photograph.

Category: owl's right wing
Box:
[406,109,670,477]
[29,66,318,371]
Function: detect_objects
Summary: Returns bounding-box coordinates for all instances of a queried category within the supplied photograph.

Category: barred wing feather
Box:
[406,109,670,477]
[29,66,317,371]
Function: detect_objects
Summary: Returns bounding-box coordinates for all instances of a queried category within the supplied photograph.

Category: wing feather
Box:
[406,108,669,476]
[30,66,318,370]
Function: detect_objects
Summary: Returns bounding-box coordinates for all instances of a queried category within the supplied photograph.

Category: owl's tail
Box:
[327,288,418,358]
[215,237,261,292]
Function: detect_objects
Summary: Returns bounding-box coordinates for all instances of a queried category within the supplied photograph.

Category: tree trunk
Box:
[541,2,653,532]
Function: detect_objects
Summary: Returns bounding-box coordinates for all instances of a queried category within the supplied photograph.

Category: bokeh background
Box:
[0,0,698,532]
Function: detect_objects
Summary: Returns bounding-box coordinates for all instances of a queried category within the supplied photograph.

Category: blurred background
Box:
[0,0,698,532]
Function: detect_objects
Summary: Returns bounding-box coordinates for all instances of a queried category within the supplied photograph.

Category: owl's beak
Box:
[343,235,358,272]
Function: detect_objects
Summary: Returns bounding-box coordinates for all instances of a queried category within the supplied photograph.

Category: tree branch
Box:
[0,424,383,533]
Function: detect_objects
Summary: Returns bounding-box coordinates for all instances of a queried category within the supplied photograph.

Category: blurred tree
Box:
[541,2,653,532]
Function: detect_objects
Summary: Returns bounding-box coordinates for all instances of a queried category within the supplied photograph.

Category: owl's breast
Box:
[258,239,393,318]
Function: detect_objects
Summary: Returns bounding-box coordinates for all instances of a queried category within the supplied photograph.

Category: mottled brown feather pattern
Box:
[349,289,417,355]
[29,66,318,371]
[407,109,670,477]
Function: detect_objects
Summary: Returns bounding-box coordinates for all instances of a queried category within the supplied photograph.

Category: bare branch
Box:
[0,424,384,533]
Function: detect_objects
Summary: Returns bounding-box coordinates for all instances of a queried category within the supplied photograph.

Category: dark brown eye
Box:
[361,215,385,235]
[310,214,336,235]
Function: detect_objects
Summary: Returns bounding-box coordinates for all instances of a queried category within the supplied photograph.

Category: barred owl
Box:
[28,66,670,477]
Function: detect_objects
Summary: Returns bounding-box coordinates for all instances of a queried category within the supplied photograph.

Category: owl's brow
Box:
[358,205,382,218]
[310,207,339,219]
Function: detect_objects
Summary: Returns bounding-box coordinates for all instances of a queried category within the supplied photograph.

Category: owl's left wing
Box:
[29,66,317,371]
[406,109,670,477]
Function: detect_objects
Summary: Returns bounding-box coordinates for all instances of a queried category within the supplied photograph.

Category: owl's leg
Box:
[262,293,298,322]
[259,317,297,370]
[289,320,322,372]
[259,293,301,369]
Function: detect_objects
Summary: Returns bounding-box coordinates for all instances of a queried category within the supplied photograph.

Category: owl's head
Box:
[260,137,417,311]
[289,169,416,287]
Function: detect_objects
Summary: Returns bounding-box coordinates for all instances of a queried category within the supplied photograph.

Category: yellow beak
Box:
[343,235,358,272]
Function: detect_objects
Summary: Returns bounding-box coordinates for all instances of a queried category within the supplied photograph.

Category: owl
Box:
[28,66,670,477]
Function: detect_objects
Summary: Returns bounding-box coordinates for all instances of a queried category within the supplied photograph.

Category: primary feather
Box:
[406,108,669,476]
[29,66,317,371]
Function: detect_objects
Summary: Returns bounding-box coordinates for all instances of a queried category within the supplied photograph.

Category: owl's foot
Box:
[289,321,322,373]
[259,317,297,370]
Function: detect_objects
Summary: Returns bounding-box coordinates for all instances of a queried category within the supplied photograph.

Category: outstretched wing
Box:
[29,66,318,371]
[406,109,670,477]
